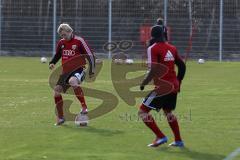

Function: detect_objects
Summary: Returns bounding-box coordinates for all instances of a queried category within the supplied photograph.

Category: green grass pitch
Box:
[0,57,240,160]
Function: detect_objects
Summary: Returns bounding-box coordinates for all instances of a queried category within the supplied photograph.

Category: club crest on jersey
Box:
[164,50,175,61]
[72,45,77,50]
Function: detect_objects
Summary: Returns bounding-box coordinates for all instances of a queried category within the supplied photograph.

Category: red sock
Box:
[164,109,182,141]
[139,104,165,138]
[54,95,63,119]
[73,86,87,109]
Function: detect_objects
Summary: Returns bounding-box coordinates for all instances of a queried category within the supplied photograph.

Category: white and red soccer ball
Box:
[75,114,89,126]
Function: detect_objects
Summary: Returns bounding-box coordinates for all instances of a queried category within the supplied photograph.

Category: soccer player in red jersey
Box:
[49,23,95,125]
[139,25,186,147]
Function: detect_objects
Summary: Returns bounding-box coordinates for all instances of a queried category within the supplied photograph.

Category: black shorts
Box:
[56,68,85,93]
[142,91,177,111]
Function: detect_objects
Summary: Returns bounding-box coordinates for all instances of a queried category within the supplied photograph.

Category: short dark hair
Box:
[151,25,163,38]
[156,17,164,25]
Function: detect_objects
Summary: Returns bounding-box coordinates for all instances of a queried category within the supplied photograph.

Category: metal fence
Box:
[0,0,239,61]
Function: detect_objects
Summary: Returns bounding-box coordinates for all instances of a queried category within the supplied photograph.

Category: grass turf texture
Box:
[0,57,240,160]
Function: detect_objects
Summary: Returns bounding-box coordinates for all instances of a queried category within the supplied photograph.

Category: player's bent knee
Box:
[68,77,78,87]
[138,110,145,119]
[54,85,63,96]
[163,109,176,121]
[163,109,173,115]
[138,104,152,119]
[138,106,148,117]
[139,104,151,113]
[138,109,143,116]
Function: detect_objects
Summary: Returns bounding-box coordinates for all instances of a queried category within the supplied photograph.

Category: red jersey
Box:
[147,42,184,92]
[52,35,95,74]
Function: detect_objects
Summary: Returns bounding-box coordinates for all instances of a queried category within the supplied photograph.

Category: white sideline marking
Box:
[224,148,240,160]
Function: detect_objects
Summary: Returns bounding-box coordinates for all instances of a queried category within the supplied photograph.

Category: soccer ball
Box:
[198,58,205,64]
[75,114,89,126]
[114,59,124,64]
[125,59,134,64]
[40,57,47,63]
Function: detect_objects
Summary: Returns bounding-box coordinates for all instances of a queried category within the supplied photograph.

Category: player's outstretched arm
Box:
[49,53,61,70]
[80,38,96,77]
[49,42,62,70]
[175,54,186,82]
[86,54,95,77]
[140,45,158,90]
[140,69,154,91]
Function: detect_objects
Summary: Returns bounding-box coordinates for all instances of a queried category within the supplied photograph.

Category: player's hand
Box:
[49,63,55,70]
[140,85,145,91]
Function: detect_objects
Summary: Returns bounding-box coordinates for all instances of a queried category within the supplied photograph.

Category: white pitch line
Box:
[224,148,240,160]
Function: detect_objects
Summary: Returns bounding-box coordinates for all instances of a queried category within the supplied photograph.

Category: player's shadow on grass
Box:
[63,125,124,137]
[156,146,225,160]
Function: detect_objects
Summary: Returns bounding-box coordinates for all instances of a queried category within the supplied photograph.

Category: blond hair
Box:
[57,23,73,34]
